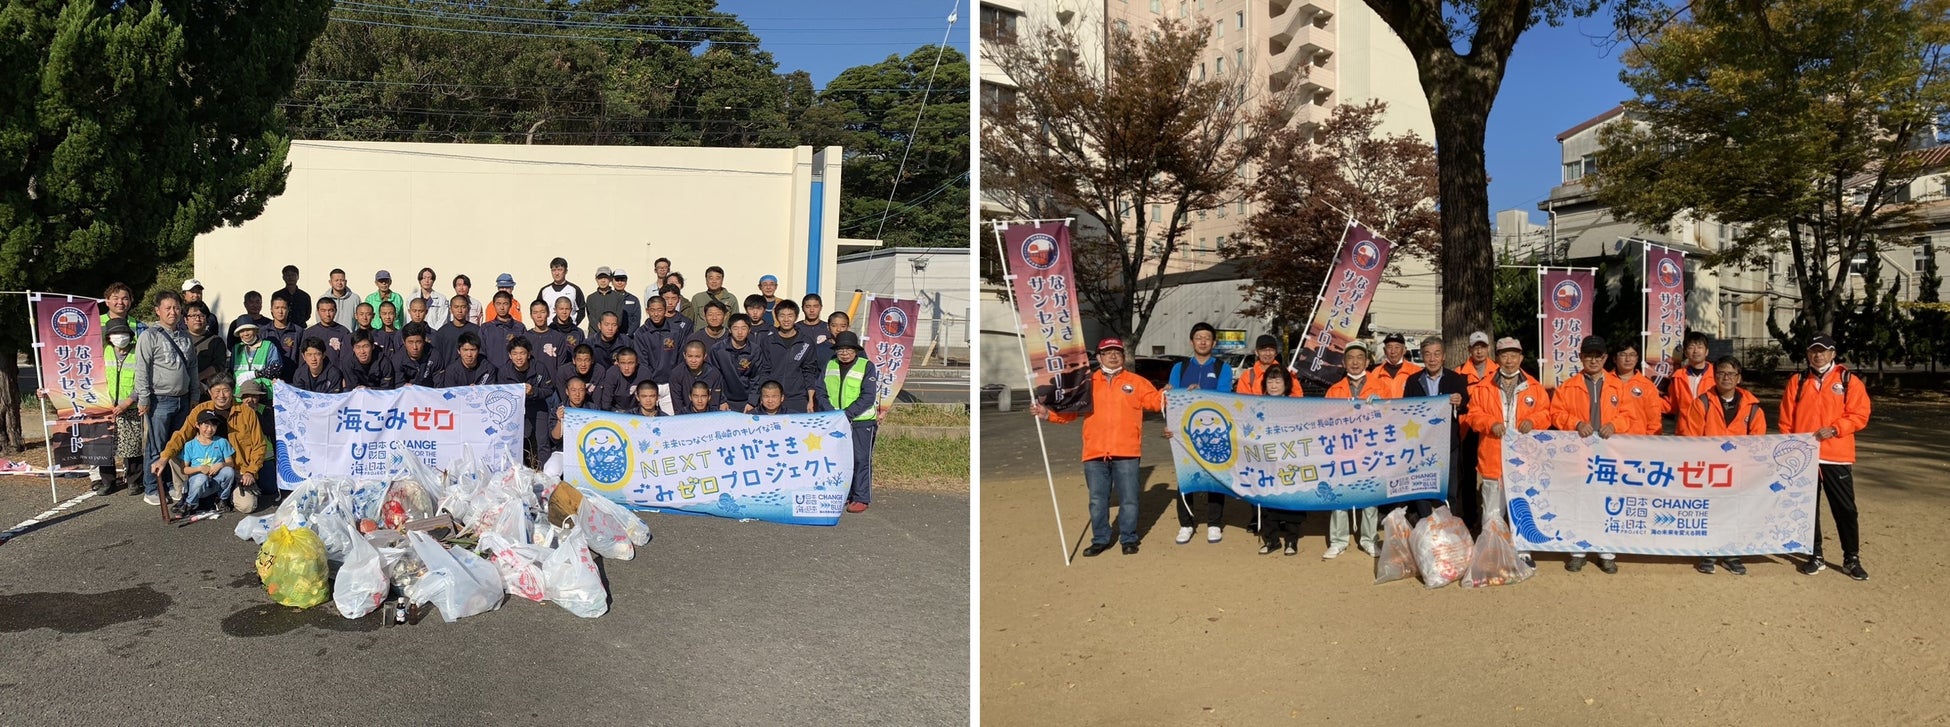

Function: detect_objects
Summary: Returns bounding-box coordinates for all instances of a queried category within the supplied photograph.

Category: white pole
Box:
[22,292,59,504]
[1289,218,1357,380]
[993,221,1072,567]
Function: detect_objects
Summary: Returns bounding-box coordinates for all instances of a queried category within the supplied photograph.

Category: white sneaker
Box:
[1175,526,1195,544]
[142,493,160,506]
[1321,545,1346,560]
[1359,544,1378,558]
[1206,526,1222,543]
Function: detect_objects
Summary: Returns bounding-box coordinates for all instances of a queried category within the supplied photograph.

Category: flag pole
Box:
[1289,218,1358,388]
[22,292,60,504]
[992,220,1072,567]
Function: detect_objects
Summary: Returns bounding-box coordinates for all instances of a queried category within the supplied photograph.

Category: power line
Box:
[839,171,969,232]
[874,2,959,242]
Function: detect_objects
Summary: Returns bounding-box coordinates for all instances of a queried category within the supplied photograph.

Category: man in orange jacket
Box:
[1691,355,1766,576]
[1454,331,1494,387]
[1666,331,1718,436]
[1610,340,1666,435]
[1371,332,1424,395]
[1034,338,1164,556]
[1235,334,1303,397]
[1779,335,1873,580]
[1461,337,1554,561]
[1549,336,1640,574]
[1321,342,1387,558]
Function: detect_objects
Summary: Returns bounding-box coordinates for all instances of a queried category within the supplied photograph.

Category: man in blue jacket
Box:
[1167,322,1235,544]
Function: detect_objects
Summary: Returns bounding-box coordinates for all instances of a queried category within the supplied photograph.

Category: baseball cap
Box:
[1255,334,1278,350]
[1579,335,1608,355]
[612,268,629,280]
[1496,337,1523,353]
[496,273,515,288]
[181,279,203,291]
[233,321,259,332]
[1343,341,1370,354]
[1808,335,1837,351]
[374,270,391,282]
[595,266,613,278]
[1096,338,1125,352]
[759,274,778,285]
[197,409,224,426]
[1382,333,1406,345]
[1469,331,1491,347]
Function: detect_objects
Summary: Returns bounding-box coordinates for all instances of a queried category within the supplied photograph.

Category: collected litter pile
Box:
[1373,487,1536,589]
[235,449,650,623]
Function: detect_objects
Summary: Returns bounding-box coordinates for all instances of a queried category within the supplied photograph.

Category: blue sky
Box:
[1485,16,1634,228]
[714,0,970,87]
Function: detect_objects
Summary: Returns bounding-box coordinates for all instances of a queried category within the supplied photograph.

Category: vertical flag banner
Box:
[564,408,855,526]
[864,296,921,409]
[32,295,115,467]
[1500,431,1819,556]
[1538,269,1595,389]
[273,384,524,487]
[1292,222,1393,388]
[1645,244,1687,381]
[1002,221,1090,409]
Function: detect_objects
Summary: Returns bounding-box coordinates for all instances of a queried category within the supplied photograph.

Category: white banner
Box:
[272,384,525,487]
[562,409,855,526]
[1499,431,1820,556]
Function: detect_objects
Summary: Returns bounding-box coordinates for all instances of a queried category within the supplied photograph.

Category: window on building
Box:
[1850,254,1868,276]
[1726,302,1740,337]
[1151,204,1163,221]
[1216,205,1227,218]
[1116,19,1130,35]
[1199,62,1206,80]
[1563,154,1597,183]
[1917,238,1936,274]
[1151,0,1162,11]
[1237,10,1245,28]
[1217,19,1223,37]
[980,6,1020,43]
[1216,57,1226,75]
[979,82,1018,115]
[1216,234,1227,249]
[1198,209,1208,220]
[1118,199,1132,218]
[1238,200,1247,214]
[1180,1,1189,18]
[1236,48,1245,70]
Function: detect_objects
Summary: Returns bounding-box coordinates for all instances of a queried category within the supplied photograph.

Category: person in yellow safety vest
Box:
[100,318,145,496]
[230,322,283,393]
[816,331,879,514]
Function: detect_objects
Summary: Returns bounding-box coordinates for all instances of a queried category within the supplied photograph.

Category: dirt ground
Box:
[978,388,1950,726]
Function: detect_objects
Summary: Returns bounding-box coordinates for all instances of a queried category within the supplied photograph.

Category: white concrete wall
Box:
[837,248,973,357]
[194,141,843,323]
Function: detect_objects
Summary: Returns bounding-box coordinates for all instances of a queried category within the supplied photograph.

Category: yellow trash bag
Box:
[256,526,331,608]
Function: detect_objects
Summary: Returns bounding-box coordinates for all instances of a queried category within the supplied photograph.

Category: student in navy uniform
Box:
[812,311,850,370]
[226,290,272,343]
[435,332,499,388]
[548,376,595,460]
[302,298,353,366]
[290,338,348,393]
[752,380,790,416]
[628,380,666,418]
[501,336,555,466]
[337,329,398,390]
[432,294,479,368]
[679,380,717,415]
[595,347,655,413]
[742,294,774,338]
[271,264,313,328]
[669,340,740,412]
[660,285,694,341]
[815,331,879,513]
[714,314,766,410]
[519,300,568,365]
[391,322,439,387]
[554,344,608,409]
[584,311,628,368]
[264,297,302,379]
[373,301,404,355]
[687,300,731,353]
[477,290,525,367]
[759,300,821,413]
[632,296,687,380]
[548,297,584,356]
[614,269,642,335]
[1166,322,1236,545]
[799,294,830,346]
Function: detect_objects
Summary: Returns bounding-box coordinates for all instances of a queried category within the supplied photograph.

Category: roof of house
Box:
[1557,105,1626,142]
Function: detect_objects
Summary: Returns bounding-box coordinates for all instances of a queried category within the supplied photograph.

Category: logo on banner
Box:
[51,307,90,341]
[1022,233,1059,270]
[879,306,909,338]
[1180,405,1236,468]
[1658,257,1682,288]
[1552,280,1584,312]
[1352,240,1382,271]
[577,422,633,490]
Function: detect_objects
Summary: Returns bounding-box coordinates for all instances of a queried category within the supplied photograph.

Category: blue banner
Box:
[1165,390,1453,511]
[561,409,855,526]
[274,383,524,487]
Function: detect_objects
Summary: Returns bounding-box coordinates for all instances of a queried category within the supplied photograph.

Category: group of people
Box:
[1034,323,1873,582]
[68,256,886,521]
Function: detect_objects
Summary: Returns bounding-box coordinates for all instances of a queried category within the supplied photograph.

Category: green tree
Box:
[0,0,329,450]
[1360,0,1605,360]
[1592,0,1950,355]
[825,46,971,249]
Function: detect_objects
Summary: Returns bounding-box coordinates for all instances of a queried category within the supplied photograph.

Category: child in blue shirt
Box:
[174,409,237,517]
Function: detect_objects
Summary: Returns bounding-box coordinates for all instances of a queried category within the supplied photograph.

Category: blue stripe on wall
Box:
[806,179,824,293]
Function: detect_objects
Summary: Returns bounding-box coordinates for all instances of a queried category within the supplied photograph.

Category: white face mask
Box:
[110,334,131,348]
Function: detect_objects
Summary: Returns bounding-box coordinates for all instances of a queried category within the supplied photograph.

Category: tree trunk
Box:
[0,350,23,453]
[1428,78,1498,359]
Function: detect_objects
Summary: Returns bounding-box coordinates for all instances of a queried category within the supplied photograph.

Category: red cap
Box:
[1097,338,1125,352]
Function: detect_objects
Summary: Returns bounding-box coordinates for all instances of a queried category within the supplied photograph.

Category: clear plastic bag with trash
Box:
[1411,506,1475,589]
[1465,485,1536,588]
[404,530,504,622]
[543,524,608,618]
[1372,508,1418,585]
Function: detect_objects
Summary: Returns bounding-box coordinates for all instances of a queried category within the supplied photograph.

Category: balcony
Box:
[1268,0,1333,25]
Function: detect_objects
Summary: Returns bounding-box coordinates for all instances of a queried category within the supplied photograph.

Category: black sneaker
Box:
[1565,556,1586,573]
[1695,559,1716,575]
[1083,543,1111,557]
[169,501,190,519]
[91,479,112,496]
[128,481,145,497]
[1595,558,1618,574]
[1723,558,1747,576]
[215,501,235,515]
[1841,558,1868,581]
[1121,543,1139,555]
[1258,539,1278,555]
[1799,557,1826,576]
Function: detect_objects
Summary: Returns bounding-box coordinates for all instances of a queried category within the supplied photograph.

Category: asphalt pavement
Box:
[0,476,968,726]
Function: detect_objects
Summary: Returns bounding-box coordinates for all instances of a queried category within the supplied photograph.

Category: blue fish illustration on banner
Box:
[1498,431,1818,556]
[562,408,855,526]
[1165,390,1452,511]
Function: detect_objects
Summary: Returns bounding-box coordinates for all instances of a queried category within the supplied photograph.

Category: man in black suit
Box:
[1400,336,1472,529]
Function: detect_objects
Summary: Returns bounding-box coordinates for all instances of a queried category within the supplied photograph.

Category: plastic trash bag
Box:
[380,545,424,596]
[382,478,437,529]
[1411,506,1475,589]
[1465,487,1536,588]
[473,492,530,547]
[405,530,503,622]
[479,532,548,602]
[326,479,390,523]
[267,478,335,532]
[256,526,330,608]
[1372,508,1418,585]
[308,508,361,563]
[234,513,275,543]
[543,526,608,618]
[333,527,390,618]
[392,449,450,506]
[577,492,651,561]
